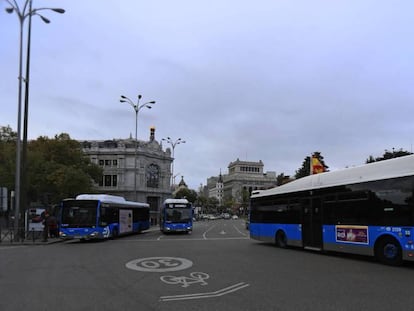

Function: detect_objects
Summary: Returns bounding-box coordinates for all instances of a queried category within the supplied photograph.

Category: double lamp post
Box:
[6,0,64,240]
[120,94,156,201]
[162,137,186,187]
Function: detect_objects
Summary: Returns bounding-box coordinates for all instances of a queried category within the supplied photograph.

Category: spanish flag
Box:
[311,156,325,175]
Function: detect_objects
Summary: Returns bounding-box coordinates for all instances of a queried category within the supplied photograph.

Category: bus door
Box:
[302,197,323,250]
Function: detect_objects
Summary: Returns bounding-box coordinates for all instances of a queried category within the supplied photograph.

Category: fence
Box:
[0,226,44,243]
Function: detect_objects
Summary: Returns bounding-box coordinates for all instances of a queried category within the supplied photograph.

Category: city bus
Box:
[249,155,414,265]
[59,194,150,240]
[160,198,193,233]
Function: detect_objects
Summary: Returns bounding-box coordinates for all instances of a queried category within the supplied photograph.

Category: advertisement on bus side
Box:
[336,225,369,244]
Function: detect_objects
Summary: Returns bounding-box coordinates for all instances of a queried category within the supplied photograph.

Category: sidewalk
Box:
[0,229,62,246]
[1,226,160,246]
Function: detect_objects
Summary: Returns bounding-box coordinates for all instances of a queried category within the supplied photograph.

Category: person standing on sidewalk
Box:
[41,210,50,242]
[47,214,58,238]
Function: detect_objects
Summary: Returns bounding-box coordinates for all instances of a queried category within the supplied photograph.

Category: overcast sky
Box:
[2,0,414,190]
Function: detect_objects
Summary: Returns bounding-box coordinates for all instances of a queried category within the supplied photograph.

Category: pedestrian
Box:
[47,214,58,238]
[41,210,50,242]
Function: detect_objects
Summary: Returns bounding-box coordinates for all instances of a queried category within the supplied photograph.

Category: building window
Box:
[146,164,160,188]
[103,175,117,187]
[99,159,118,167]
[104,175,112,186]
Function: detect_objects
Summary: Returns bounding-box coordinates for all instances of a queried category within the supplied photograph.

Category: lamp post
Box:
[161,137,186,186]
[5,0,65,241]
[120,94,155,201]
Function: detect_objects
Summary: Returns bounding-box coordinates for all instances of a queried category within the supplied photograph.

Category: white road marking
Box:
[160,282,250,301]
[125,257,193,272]
[233,224,248,236]
[160,272,210,287]
[202,224,217,240]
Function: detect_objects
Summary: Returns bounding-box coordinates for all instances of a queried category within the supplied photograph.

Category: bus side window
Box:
[100,207,107,226]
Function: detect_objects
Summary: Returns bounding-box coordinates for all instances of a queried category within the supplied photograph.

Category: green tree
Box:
[206,197,219,214]
[196,193,208,210]
[0,125,17,141]
[0,126,17,191]
[174,187,198,203]
[295,151,329,179]
[276,173,292,186]
[241,187,250,211]
[366,148,412,163]
[27,133,102,205]
[0,131,103,207]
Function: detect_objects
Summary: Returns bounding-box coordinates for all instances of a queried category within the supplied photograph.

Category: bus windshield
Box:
[61,200,98,227]
[165,208,192,223]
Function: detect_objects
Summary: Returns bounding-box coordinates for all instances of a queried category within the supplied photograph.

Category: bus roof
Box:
[251,155,414,198]
[75,194,149,207]
[164,198,190,204]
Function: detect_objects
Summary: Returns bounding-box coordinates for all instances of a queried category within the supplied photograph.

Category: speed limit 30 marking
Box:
[125,257,193,272]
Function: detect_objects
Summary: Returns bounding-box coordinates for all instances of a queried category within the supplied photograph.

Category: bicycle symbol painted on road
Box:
[125,257,193,272]
[160,272,210,288]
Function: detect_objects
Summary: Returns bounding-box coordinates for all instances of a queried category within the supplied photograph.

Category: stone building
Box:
[207,159,278,210]
[208,171,224,206]
[81,127,173,224]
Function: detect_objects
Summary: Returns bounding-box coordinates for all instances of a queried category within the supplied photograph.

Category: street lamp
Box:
[5,0,65,241]
[161,137,186,186]
[120,94,156,201]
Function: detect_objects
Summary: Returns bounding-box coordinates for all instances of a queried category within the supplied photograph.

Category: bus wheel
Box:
[375,236,403,266]
[275,231,287,248]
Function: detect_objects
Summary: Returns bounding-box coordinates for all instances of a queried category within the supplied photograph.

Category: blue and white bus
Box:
[250,155,414,265]
[59,194,150,240]
[160,198,193,233]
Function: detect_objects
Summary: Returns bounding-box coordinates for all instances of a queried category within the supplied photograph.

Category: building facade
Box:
[81,127,173,224]
[207,159,278,210]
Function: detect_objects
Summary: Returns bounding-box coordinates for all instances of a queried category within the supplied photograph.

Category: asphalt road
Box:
[1,219,414,311]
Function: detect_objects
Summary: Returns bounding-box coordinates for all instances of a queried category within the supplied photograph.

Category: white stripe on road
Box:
[160,282,250,301]
[233,224,248,236]
[202,224,217,240]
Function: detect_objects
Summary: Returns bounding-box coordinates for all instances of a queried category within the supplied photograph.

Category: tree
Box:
[366,148,412,163]
[223,195,235,213]
[207,197,219,214]
[174,187,198,203]
[27,133,103,205]
[0,125,17,141]
[0,131,103,207]
[0,126,17,191]
[276,173,292,186]
[295,151,329,179]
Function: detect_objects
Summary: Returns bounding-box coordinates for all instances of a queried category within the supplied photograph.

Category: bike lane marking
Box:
[125,256,250,301]
[160,272,210,287]
[159,282,250,302]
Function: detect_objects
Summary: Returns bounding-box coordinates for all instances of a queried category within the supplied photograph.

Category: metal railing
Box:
[0,226,43,243]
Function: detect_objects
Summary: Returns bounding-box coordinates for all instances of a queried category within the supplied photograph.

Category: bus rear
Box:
[160,198,193,233]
